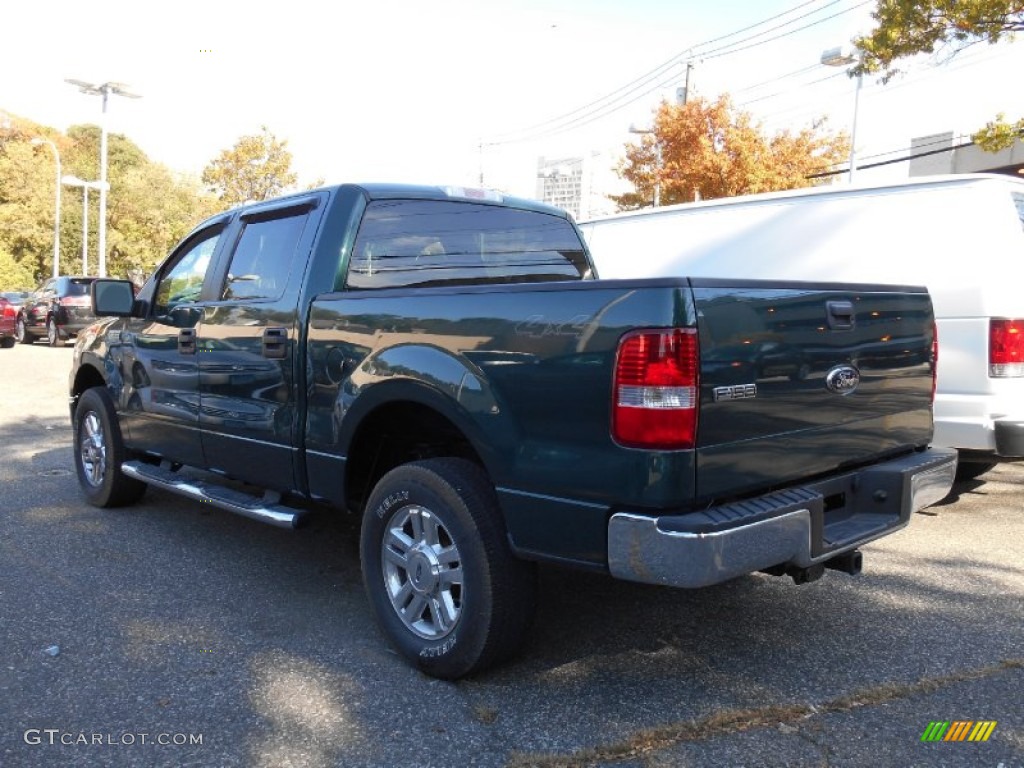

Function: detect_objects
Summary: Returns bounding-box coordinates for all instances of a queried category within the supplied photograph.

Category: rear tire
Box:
[73,387,146,507]
[0,336,14,349]
[15,316,31,344]
[360,458,537,679]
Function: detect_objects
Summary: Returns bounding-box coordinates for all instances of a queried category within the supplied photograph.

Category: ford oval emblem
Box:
[825,364,861,395]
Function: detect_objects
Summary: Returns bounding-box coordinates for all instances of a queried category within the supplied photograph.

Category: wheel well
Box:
[344,401,483,513]
[70,364,106,418]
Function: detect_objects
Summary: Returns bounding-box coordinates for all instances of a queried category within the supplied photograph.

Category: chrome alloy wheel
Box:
[79,411,108,488]
[381,504,463,640]
[47,318,58,346]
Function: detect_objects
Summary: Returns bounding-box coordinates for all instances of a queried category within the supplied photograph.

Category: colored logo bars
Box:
[921,721,997,742]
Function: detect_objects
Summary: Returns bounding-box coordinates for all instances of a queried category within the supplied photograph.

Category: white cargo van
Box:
[579,174,1024,478]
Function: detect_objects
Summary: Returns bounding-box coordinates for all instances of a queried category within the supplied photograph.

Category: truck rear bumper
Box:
[994,418,1024,457]
[607,447,957,589]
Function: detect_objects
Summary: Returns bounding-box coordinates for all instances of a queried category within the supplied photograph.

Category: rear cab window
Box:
[346,200,590,290]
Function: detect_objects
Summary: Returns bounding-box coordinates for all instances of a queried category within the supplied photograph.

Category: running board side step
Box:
[121,460,305,529]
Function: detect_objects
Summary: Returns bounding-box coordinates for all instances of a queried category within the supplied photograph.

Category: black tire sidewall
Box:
[73,388,140,507]
[360,462,496,679]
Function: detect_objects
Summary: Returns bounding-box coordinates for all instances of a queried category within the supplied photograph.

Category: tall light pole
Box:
[30,138,61,278]
[61,176,108,276]
[629,124,662,207]
[65,79,141,277]
[821,46,863,183]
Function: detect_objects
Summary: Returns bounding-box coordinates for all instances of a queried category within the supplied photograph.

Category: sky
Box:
[3,0,1023,200]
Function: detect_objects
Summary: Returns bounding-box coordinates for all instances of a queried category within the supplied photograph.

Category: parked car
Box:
[0,293,18,347]
[16,276,98,347]
[1,290,29,309]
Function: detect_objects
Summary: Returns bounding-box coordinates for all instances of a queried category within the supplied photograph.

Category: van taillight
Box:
[990,319,1024,377]
[613,328,698,450]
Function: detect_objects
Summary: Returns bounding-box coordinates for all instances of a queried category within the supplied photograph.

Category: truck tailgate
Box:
[693,279,935,501]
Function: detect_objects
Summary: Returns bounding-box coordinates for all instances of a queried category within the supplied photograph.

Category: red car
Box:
[0,292,21,347]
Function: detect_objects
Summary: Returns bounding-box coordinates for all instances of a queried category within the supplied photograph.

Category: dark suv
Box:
[16,276,98,347]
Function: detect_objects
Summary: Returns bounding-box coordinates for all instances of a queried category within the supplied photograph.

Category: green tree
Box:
[0,247,37,289]
[201,126,298,206]
[854,0,1024,79]
[108,163,220,281]
[613,96,850,210]
[854,1,1024,151]
[0,114,219,284]
[0,134,54,281]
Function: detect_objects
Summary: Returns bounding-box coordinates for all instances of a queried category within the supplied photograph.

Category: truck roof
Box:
[217,183,571,219]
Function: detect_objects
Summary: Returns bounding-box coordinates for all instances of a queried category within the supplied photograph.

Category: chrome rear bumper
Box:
[608,447,957,589]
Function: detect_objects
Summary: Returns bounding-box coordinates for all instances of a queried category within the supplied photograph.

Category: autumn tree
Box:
[201,126,298,207]
[613,96,850,210]
[854,1,1024,150]
[0,114,219,284]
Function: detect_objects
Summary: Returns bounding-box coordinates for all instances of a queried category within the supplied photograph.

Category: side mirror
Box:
[92,279,137,317]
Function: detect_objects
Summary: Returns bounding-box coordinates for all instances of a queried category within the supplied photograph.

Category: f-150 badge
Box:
[713,384,757,402]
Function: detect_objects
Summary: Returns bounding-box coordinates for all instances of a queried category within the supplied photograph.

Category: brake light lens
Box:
[613,328,698,449]
[990,319,1024,377]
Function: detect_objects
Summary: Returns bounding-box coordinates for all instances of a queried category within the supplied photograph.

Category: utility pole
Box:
[677,61,695,105]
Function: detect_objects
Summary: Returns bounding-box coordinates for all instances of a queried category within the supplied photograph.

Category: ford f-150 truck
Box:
[70,183,957,679]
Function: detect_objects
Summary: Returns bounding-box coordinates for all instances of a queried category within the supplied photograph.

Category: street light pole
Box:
[61,176,109,276]
[847,71,863,182]
[65,80,141,277]
[629,124,662,207]
[821,46,863,183]
[30,138,61,278]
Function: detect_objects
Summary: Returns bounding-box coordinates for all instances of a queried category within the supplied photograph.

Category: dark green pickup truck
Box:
[69,184,956,678]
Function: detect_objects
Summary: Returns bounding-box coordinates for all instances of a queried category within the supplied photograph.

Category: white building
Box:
[535,150,626,221]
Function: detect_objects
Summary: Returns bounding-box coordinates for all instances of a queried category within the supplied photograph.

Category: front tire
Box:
[47,316,62,347]
[360,458,537,679]
[73,387,146,507]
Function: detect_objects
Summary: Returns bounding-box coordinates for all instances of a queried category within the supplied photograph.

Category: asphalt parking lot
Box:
[1,340,1021,768]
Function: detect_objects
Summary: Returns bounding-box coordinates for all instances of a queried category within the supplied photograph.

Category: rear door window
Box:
[221,210,309,301]
[346,200,590,289]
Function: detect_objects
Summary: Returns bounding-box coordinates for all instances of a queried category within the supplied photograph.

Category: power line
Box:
[807,139,975,178]
[699,0,869,61]
[483,0,865,145]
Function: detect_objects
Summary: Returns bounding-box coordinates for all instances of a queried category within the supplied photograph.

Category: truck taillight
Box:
[990,318,1024,378]
[613,328,698,450]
